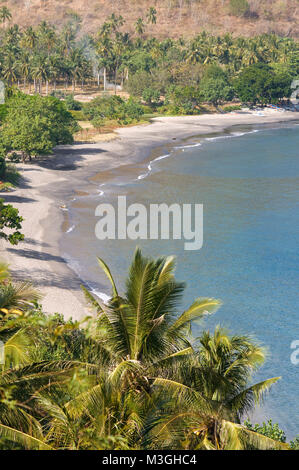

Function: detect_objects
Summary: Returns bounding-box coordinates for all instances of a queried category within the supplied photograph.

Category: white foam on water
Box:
[90,289,111,304]
[66,224,75,234]
[205,129,259,142]
[174,142,202,150]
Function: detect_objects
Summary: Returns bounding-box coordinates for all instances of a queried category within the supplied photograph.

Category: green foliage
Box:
[84,95,144,125]
[0,93,79,160]
[125,70,161,97]
[0,198,24,245]
[0,251,295,449]
[200,77,234,106]
[142,87,160,106]
[229,0,250,17]
[222,104,242,112]
[164,85,201,115]
[290,436,299,450]
[0,104,7,123]
[64,94,82,111]
[235,64,292,105]
[0,157,6,179]
[244,420,286,443]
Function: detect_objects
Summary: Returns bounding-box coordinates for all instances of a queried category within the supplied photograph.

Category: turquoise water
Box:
[63,124,299,438]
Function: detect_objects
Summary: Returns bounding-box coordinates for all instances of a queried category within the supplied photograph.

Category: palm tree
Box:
[2,52,18,86]
[32,56,50,94]
[144,327,287,450]
[17,51,31,91]
[146,7,157,25]
[135,18,145,37]
[0,7,11,29]
[20,26,37,51]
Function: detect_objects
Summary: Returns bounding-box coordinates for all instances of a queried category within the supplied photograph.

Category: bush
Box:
[199,78,234,106]
[221,105,242,112]
[234,64,292,105]
[290,436,299,450]
[125,70,162,98]
[69,110,85,121]
[64,94,82,111]
[142,87,160,106]
[83,95,144,125]
[229,0,250,17]
[165,85,201,115]
[244,420,286,443]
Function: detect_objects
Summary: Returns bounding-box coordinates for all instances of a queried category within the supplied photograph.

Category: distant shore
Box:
[0,109,298,320]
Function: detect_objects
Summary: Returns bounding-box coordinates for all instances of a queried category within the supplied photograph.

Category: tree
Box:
[0,7,12,28]
[200,77,234,106]
[147,327,286,450]
[165,85,201,114]
[146,7,157,25]
[142,87,160,106]
[135,18,145,37]
[0,199,24,245]
[0,93,79,161]
[235,63,292,105]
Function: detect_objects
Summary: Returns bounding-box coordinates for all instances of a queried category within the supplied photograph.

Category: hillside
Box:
[1,0,299,38]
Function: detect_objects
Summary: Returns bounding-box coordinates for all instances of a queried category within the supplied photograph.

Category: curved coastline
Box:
[0,111,298,320]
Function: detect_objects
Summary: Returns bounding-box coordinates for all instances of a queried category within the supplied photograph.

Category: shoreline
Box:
[0,110,298,320]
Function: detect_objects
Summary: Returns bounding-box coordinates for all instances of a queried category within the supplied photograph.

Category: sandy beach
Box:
[0,110,298,320]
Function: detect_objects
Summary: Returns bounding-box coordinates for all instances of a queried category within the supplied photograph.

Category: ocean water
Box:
[61,123,299,438]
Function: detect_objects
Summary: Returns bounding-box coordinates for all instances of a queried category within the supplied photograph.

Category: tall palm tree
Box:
[144,327,287,450]
[135,18,145,37]
[0,7,12,29]
[146,7,157,25]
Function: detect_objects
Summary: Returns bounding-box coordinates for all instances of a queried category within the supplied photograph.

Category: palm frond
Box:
[0,423,53,450]
[97,256,118,298]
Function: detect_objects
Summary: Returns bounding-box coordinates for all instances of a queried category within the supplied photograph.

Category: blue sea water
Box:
[62,123,299,438]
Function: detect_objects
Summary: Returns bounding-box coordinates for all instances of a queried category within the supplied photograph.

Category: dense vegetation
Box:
[0,9,297,113]
[0,250,297,450]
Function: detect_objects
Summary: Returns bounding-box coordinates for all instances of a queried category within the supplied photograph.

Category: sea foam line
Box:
[66,225,75,234]
[136,153,171,181]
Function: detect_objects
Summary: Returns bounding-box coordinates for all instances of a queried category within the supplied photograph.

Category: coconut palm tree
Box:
[0,7,11,29]
[146,7,157,25]
[144,328,287,450]
[135,18,145,37]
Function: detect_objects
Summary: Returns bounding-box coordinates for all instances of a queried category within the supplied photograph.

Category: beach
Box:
[0,109,298,320]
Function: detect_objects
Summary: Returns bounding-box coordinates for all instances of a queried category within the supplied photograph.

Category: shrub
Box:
[142,87,160,106]
[64,94,82,111]
[165,85,201,115]
[199,78,234,106]
[229,0,250,17]
[244,420,286,443]
[83,96,144,125]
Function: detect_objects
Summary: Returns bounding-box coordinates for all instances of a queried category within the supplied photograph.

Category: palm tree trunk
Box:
[103,67,107,91]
